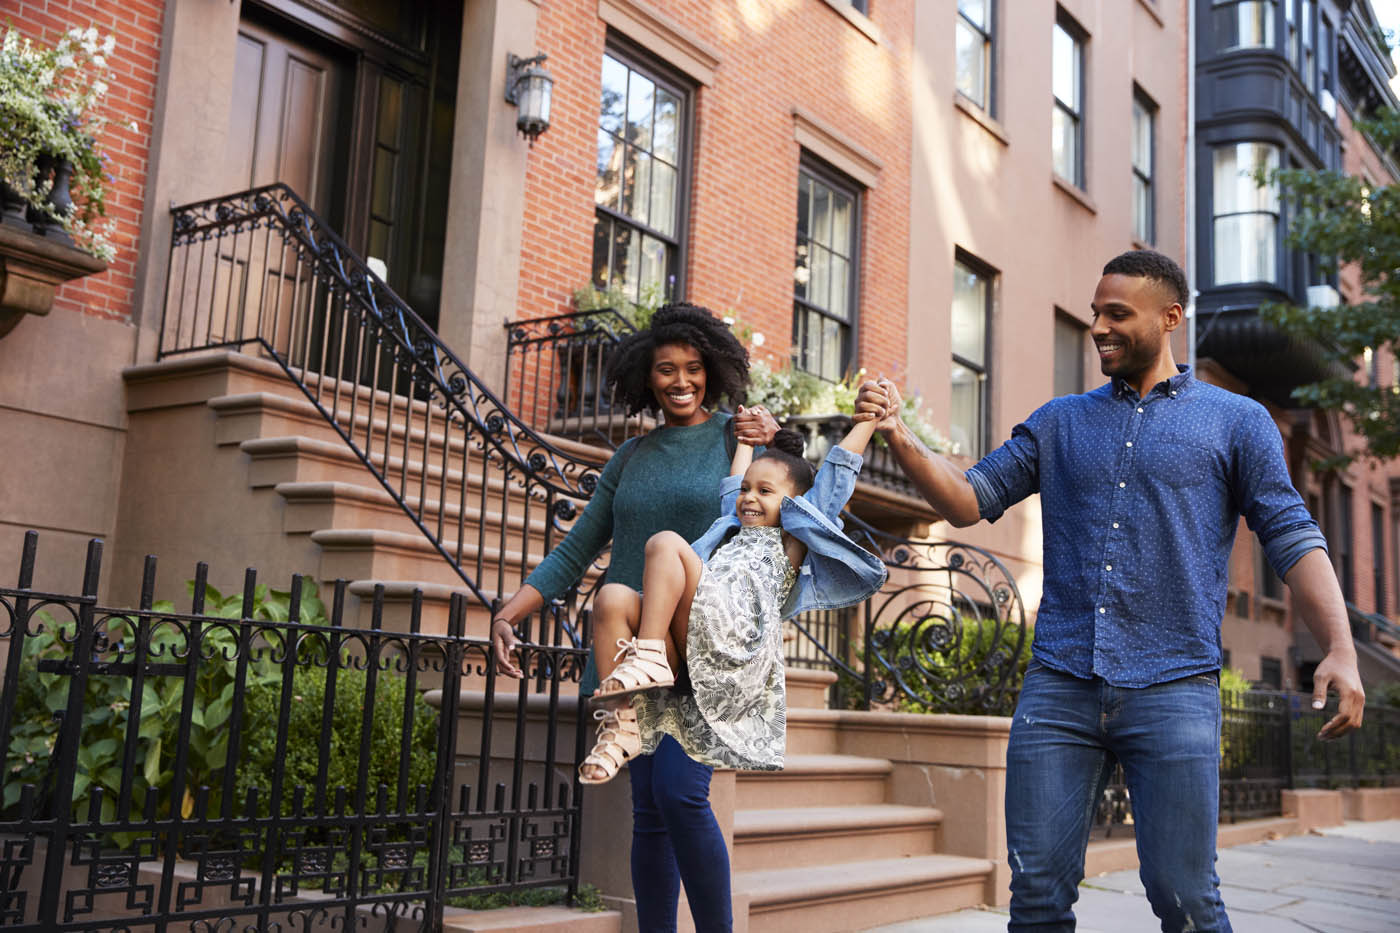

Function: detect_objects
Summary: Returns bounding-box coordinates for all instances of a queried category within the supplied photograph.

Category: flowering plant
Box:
[0,25,131,260]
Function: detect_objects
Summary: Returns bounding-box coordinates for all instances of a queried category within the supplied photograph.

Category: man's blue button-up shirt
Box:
[965,367,1326,688]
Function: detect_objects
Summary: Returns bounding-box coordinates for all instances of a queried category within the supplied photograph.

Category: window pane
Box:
[956,19,987,107]
[796,176,811,242]
[794,242,809,300]
[600,55,627,135]
[371,146,396,217]
[812,183,833,247]
[596,130,621,210]
[1132,100,1152,174]
[1213,143,1279,214]
[830,191,852,256]
[820,316,844,380]
[1214,1,1274,51]
[639,234,667,299]
[1052,24,1078,109]
[623,147,653,226]
[654,88,680,164]
[1214,213,1277,284]
[952,261,987,366]
[809,243,832,311]
[627,70,655,150]
[950,360,983,458]
[829,256,849,322]
[1134,176,1152,242]
[1052,105,1078,183]
[377,80,403,146]
[592,214,612,287]
[958,0,988,29]
[649,160,677,237]
[1054,314,1085,397]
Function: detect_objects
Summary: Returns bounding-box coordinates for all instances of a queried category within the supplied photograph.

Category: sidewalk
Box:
[863,820,1400,932]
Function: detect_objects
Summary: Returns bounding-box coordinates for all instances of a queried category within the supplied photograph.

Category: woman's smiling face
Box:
[648,342,709,426]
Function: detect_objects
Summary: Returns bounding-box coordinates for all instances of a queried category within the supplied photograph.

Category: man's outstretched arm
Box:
[853,379,982,527]
[1284,547,1365,738]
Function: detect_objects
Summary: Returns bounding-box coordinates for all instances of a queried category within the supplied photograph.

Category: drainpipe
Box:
[1186,0,1199,375]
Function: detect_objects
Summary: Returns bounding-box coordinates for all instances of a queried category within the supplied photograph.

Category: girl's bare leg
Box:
[591,583,642,681]
[636,531,704,669]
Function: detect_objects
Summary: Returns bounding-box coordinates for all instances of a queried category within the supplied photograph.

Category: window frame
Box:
[955,0,996,115]
[1132,87,1157,245]
[1211,0,1278,52]
[592,37,696,305]
[1053,308,1086,398]
[792,153,863,383]
[951,249,996,459]
[1052,9,1087,189]
[1210,141,1281,286]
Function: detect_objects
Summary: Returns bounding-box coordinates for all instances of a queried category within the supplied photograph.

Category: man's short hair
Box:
[1102,250,1189,306]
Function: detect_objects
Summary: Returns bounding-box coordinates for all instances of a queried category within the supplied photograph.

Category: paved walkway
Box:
[863,821,1400,932]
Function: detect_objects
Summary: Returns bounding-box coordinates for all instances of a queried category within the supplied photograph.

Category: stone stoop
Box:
[726,669,994,933]
[118,351,605,638]
[440,904,621,933]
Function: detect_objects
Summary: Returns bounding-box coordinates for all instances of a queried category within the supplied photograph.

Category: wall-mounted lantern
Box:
[505,53,553,145]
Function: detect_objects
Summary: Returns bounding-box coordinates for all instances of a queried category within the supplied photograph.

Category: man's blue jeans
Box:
[629,734,732,932]
[1005,662,1232,932]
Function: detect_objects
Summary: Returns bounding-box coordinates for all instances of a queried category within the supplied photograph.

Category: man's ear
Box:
[1162,302,1184,334]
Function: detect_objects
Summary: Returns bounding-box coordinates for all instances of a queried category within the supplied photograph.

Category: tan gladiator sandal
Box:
[593,637,675,703]
[578,706,641,785]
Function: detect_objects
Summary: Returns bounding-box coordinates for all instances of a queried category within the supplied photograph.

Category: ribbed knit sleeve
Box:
[522,437,636,603]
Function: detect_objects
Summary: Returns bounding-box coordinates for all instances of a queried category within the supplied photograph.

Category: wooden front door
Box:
[226,17,351,222]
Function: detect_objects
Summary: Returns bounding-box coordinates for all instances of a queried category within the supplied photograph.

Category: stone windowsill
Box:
[0,220,107,338]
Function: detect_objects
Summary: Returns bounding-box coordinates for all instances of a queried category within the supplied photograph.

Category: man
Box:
[854,250,1364,932]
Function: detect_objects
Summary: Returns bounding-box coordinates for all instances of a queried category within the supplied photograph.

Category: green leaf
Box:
[143,738,162,786]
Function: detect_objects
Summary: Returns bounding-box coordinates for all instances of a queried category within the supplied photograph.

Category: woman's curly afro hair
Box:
[606,302,750,416]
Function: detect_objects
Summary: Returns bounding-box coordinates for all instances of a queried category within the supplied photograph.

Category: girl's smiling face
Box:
[736,459,798,526]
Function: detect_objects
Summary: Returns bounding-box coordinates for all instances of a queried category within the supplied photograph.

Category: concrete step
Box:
[732,803,943,872]
[737,754,893,810]
[784,707,843,755]
[785,666,837,709]
[735,854,993,933]
[441,904,620,933]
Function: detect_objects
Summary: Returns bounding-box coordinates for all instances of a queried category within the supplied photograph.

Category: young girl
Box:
[578,414,887,783]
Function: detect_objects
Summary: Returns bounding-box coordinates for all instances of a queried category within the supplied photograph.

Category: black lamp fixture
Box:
[505,53,554,145]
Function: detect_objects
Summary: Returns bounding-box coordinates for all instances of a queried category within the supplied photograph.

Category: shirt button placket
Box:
[1099,398,1144,672]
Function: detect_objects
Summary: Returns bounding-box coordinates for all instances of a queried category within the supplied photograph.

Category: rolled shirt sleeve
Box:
[1231,404,1328,578]
[964,409,1046,523]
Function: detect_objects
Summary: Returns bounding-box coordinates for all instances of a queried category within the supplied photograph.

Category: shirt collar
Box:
[1112,365,1192,402]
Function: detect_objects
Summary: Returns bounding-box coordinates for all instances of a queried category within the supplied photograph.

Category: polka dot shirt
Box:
[965,366,1327,687]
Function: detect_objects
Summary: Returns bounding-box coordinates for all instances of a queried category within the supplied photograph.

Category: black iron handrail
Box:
[0,531,588,931]
[158,184,605,642]
[786,511,1031,715]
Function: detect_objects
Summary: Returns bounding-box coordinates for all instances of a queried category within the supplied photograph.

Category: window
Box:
[793,159,859,381]
[1053,311,1085,397]
[1319,15,1336,114]
[1052,12,1085,188]
[1301,0,1315,90]
[1213,0,1275,51]
[1256,535,1284,600]
[1259,656,1283,689]
[951,253,994,458]
[1212,143,1280,285]
[1374,503,1387,615]
[1336,482,1355,602]
[594,49,689,304]
[1132,90,1156,244]
[956,0,994,112]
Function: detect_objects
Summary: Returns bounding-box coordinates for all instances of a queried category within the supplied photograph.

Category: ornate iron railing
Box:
[158,184,605,643]
[0,532,588,931]
[502,309,648,448]
[1091,688,1400,838]
[786,513,1031,716]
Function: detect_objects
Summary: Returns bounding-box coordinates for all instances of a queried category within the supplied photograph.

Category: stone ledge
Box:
[0,221,106,338]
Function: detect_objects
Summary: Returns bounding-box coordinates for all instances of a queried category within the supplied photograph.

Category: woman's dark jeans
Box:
[628,734,733,932]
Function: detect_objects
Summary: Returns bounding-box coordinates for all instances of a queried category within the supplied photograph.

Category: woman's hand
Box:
[734,404,780,446]
[491,618,524,678]
[854,378,902,433]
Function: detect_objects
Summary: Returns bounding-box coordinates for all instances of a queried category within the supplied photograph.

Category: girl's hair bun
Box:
[770,428,806,458]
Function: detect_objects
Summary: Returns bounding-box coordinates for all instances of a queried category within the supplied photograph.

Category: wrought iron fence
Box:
[0,531,588,931]
[158,184,605,645]
[502,310,648,448]
[787,513,1031,716]
[1091,688,1400,838]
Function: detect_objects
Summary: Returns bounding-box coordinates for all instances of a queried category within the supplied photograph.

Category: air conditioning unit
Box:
[1306,284,1340,309]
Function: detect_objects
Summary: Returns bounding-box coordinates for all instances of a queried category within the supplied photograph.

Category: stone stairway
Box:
[117,350,605,638]
[728,670,994,933]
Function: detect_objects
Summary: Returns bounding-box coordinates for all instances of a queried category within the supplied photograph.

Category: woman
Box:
[490,302,777,933]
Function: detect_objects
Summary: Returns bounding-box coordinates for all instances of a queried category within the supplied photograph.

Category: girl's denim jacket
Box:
[689,445,888,619]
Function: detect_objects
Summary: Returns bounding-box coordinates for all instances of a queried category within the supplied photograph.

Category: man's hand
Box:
[1311,650,1364,739]
[490,618,524,678]
[853,378,901,432]
[733,404,780,446]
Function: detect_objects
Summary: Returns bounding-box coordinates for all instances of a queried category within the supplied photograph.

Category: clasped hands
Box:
[852,376,903,431]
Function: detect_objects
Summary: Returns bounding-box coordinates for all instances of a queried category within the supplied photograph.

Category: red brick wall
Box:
[7,1,163,322]
[519,0,913,380]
